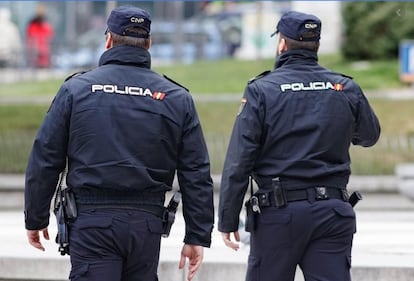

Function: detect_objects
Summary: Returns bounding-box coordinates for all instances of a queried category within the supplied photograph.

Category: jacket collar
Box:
[274,49,318,69]
[98,45,151,69]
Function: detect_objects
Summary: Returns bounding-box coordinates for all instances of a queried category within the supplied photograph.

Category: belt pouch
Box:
[272,178,287,208]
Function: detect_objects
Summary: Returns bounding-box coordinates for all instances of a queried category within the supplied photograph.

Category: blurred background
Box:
[0,1,342,70]
[0,1,414,179]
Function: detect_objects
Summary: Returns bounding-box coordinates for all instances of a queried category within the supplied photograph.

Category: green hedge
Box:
[342,2,414,60]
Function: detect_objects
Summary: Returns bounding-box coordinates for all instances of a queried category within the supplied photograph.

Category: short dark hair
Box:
[109,27,150,49]
[280,33,320,52]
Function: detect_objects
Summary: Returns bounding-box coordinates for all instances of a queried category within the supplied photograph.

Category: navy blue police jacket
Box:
[25,45,214,247]
[218,49,381,232]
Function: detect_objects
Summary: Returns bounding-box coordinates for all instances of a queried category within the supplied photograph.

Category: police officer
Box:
[218,11,380,281]
[25,6,214,281]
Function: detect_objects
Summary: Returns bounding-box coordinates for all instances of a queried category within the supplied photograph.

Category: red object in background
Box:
[26,15,54,68]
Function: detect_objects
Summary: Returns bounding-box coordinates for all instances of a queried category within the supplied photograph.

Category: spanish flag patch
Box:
[152,92,166,100]
[237,97,247,115]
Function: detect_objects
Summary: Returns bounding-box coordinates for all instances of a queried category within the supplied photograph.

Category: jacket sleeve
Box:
[351,85,381,147]
[176,95,214,247]
[218,83,264,232]
[24,85,71,230]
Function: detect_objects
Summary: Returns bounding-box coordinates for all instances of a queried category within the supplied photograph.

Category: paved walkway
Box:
[1,192,414,281]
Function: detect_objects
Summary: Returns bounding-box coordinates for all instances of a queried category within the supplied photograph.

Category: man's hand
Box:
[221,231,240,251]
[179,244,204,281]
[27,228,49,251]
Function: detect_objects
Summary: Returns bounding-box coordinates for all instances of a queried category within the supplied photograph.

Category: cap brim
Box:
[270,30,278,38]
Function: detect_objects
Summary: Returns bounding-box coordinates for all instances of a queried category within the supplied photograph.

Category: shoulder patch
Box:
[248,70,271,84]
[64,71,88,82]
[237,97,247,116]
[163,75,189,92]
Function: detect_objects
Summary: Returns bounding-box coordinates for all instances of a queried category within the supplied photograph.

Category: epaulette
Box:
[64,71,88,82]
[248,70,271,84]
[163,75,189,92]
[339,73,353,80]
[331,70,353,80]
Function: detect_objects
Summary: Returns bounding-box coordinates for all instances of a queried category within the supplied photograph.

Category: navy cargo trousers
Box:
[246,198,356,281]
[68,208,163,281]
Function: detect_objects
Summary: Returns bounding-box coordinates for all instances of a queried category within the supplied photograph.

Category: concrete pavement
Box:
[1,172,414,280]
[1,194,414,281]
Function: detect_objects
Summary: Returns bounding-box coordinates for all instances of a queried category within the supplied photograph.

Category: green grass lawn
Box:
[0,54,405,97]
[155,54,404,93]
[0,55,412,174]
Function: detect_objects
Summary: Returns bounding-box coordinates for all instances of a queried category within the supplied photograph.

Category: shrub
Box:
[342,2,414,60]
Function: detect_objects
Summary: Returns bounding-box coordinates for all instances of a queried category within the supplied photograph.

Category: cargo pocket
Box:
[333,206,356,233]
[69,215,114,257]
[246,255,261,281]
[259,212,292,247]
[69,263,89,280]
[75,216,113,230]
[333,206,355,219]
[147,218,163,234]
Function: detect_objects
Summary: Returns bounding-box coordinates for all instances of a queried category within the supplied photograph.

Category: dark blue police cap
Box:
[107,6,151,38]
[271,11,321,42]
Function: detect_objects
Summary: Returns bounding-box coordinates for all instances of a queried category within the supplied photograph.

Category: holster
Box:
[54,203,69,255]
[53,185,77,256]
[62,188,77,220]
[244,199,257,232]
[162,191,181,238]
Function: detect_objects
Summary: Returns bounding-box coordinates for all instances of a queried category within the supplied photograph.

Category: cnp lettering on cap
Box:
[271,11,321,41]
[107,6,151,38]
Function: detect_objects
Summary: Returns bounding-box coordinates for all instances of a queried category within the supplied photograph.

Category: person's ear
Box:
[105,32,113,50]
[278,37,287,54]
[146,38,151,50]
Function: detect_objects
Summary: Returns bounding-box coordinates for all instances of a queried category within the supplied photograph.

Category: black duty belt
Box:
[77,203,166,218]
[256,187,348,208]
